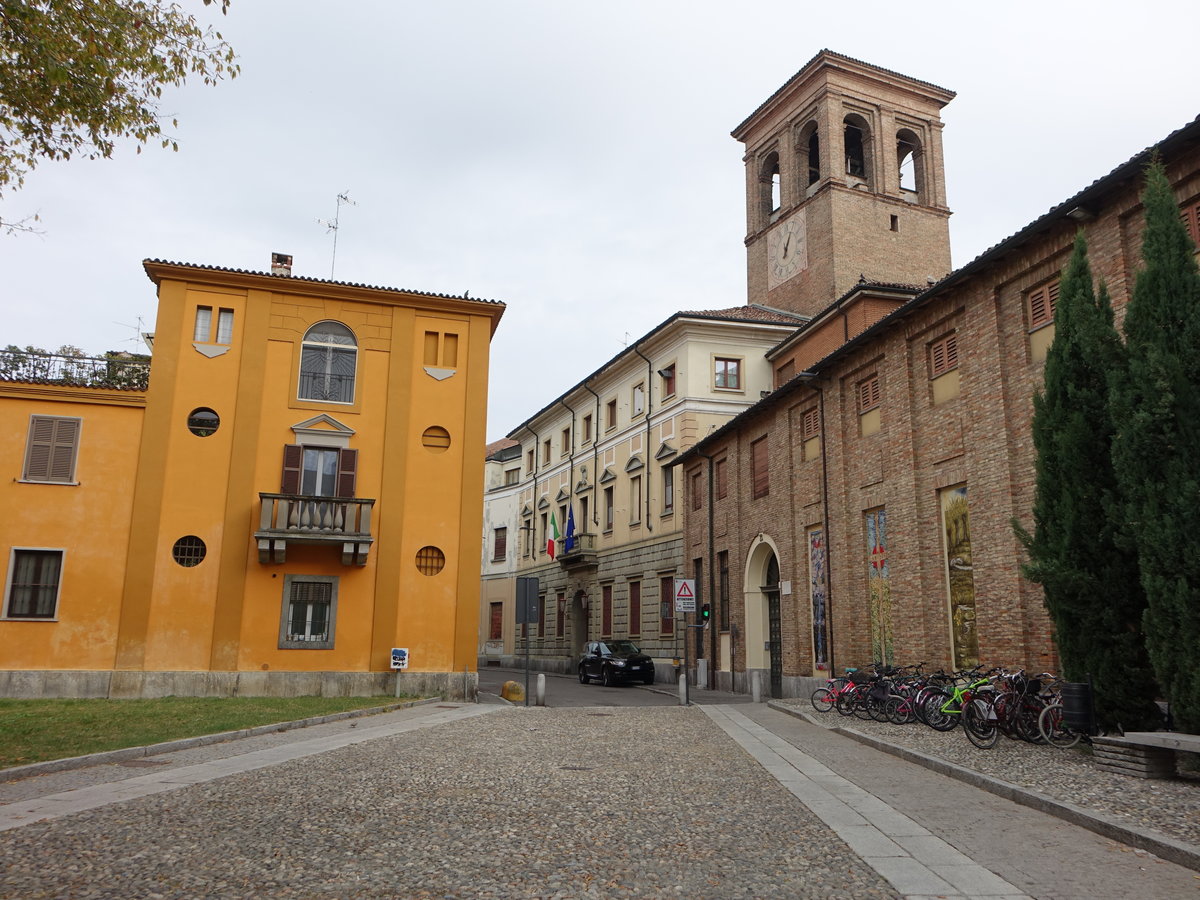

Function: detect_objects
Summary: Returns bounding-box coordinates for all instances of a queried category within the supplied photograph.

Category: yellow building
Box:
[0,257,503,699]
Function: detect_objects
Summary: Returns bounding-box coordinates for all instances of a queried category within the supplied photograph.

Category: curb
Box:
[767,700,1200,874]
[1,696,444,783]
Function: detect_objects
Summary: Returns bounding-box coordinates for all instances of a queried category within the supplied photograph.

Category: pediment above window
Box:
[537,495,550,510]
[520,503,533,518]
[599,467,616,484]
[655,441,677,461]
[555,487,570,503]
[624,455,644,473]
[291,414,355,449]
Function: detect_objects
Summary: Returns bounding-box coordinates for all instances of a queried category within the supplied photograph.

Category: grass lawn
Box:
[0,695,414,770]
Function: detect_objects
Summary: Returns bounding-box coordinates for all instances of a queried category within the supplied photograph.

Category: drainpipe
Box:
[693,449,718,690]
[632,342,654,532]
[811,380,835,676]
[583,381,601,531]
[526,425,541,563]
[559,396,578,538]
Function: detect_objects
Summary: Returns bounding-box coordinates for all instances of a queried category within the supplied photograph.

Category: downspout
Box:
[527,425,541,562]
[583,381,601,531]
[811,380,835,675]
[693,450,718,690]
[559,396,578,536]
[632,342,654,532]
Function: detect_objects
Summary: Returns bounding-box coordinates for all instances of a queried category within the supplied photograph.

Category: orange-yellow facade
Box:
[0,260,503,699]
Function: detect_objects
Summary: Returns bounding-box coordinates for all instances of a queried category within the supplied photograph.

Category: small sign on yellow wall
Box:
[390,648,409,670]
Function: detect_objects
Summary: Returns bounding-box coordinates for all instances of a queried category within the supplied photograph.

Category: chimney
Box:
[271,252,293,276]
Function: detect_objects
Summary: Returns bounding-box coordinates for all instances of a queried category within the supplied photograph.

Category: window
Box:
[759,150,781,222]
[718,551,729,629]
[489,602,503,640]
[22,416,80,483]
[714,357,741,390]
[172,536,206,567]
[897,129,922,195]
[187,408,220,437]
[604,486,614,531]
[561,426,571,456]
[798,121,820,187]
[542,439,551,465]
[660,575,675,636]
[751,436,769,499]
[556,591,565,637]
[630,475,642,524]
[4,549,63,619]
[415,546,445,575]
[930,333,959,378]
[538,593,546,639]
[504,467,520,485]
[582,414,593,443]
[580,495,590,534]
[629,581,641,637]
[632,382,645,417]
[492,527,507,561]
[423,331,459,369]
[858,374,881,413]
[194,306,234,344]
[280,575,337,649]
[540,512,547,552]
[1183,198,1200,246]
[844,120,866,178]
[299,321,356,403]
[281,445,357,497]
[526,448,535,472]
[523,518,533,557]
[606,399,617,430]
[1028,281,1059,330]
[801,407,820,461]
[691,470,703,510]
[660,364,676,398]
[715,457,728,499]
[662,466,674,513]
[602,584,613,637]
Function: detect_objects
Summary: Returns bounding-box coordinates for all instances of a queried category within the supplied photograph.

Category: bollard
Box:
[678,672,689,706]
[500,680,525,703]
[751,671,762,703]
[536,673,546,707]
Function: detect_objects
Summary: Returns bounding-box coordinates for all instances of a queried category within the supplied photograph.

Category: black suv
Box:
[578,640,655,686]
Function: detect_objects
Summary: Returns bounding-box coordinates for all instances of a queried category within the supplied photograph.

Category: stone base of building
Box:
[479,654,679,684]
[724,669,826,700]
[0,670,478,702]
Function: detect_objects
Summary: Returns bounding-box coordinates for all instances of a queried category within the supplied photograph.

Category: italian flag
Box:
[547,512,560,559]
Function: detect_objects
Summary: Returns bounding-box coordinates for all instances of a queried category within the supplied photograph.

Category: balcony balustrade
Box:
[255,493,375,565]
[557,531,598,569]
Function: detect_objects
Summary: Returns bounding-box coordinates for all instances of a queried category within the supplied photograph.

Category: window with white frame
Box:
[280,575,338,649]
[714,357,741,390]
[298,321,357,403]
[4,548,64,619]
[194,306,234,344]
[22,415,80,483]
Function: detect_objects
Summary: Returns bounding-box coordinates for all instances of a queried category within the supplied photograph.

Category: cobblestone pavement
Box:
[1,702,1198,899]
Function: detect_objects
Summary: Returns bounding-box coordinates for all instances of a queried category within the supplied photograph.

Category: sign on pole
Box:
[516,576,540,624]
[674,578,697,613]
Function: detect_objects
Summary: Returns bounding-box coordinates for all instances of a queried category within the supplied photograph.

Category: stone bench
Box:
[1091,731,1200,779]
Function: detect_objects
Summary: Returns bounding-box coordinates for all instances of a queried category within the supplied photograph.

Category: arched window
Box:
[797,121,821,189]
[299,321,357,403]
[843,114,872,188]
[896,128,924,201]
[759,151,781,225]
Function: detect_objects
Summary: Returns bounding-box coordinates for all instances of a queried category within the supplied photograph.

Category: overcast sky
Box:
[4,1,1198,440]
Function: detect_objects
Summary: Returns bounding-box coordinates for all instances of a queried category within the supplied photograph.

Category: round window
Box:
[172,535,207,567]
[187,408,220,437]
[421,426,451,452]
[415,546,445,575]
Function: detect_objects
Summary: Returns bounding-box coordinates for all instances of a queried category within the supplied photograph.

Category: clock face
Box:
[767,212,807,289]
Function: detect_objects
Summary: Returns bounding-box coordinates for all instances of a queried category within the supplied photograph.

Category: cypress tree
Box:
[1110,160,1200,733]
[1020,232,1158,731]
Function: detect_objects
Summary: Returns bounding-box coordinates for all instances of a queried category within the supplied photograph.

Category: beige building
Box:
[480,307,801,677]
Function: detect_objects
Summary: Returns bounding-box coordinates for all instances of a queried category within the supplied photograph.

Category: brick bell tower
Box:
[734,50,955,318]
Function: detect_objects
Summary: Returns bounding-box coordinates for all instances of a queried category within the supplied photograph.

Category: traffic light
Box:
[700,603,711,624]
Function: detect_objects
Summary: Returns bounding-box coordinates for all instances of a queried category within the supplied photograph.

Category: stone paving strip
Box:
[0,705,898,899]
[703,705,1029,900]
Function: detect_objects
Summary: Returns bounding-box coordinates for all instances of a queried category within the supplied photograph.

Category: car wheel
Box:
[578,667,589,684]
[601,666,614,687]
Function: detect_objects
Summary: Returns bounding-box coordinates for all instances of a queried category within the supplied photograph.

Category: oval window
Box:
[421,426,451,452]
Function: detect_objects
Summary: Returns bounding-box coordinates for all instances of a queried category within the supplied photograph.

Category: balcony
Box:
[557,532,598,570]
[255,493,375,565]
[0,349,149,391]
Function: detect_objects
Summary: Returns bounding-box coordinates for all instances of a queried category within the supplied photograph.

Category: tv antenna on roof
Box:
[114,316,151,353]
[317,191,356,278]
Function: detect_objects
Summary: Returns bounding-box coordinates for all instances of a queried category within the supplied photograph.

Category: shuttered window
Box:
[751,436,769,499]
[715,458,728,499]
[23,416,81,483]
[493,527,507,561]
[629,581,641,637]
[858,375,881,413]
[930,333,959,378]
[281,445,357,497]
[660,575,675,636]
[801,407,820,441]
[1182,199,1200,247]
[280,575,338,649]
[1028,281,1059,330]
[602,584,613,637]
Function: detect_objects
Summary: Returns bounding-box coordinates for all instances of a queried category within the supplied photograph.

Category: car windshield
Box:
[603,640,641,655]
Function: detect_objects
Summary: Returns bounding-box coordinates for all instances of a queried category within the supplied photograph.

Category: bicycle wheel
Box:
[885,695,914,725]
[1016,698,1046,743]
[835,687,858,716]
[922,690,958,731]
[853,691,876,720]
[1038,702,1082,749]
[810,687,835,713]
[868,692,891,722]
[964,697,999,749]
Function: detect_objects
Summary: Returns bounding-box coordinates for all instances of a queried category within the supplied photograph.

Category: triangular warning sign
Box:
[676,582,694,599]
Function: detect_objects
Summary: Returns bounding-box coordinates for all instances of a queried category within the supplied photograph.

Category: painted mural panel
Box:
[808,527,828,670]
[864,508,893,665]
[940,484,978,668]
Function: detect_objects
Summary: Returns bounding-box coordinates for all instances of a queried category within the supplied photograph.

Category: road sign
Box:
[390,648,408,670]
[516,576,540,624]
[674,578,696,613]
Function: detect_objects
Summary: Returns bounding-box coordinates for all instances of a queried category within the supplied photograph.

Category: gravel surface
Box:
[0,707,899,900]
[779,700,1200,849]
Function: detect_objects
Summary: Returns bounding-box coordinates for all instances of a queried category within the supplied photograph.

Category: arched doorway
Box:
[743,537,783,699]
